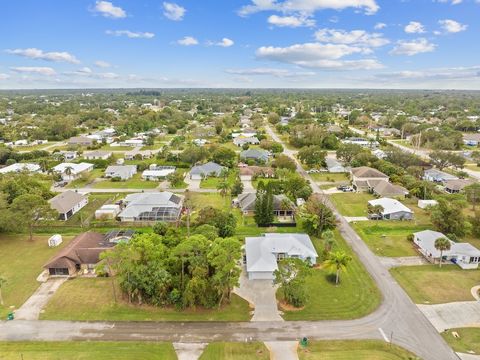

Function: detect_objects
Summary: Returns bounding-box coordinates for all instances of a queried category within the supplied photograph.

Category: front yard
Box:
[66,169,104,189]
[298,340,418,360]
[441,328,480,354]
[390,265,480,304]
[0,234,74,318]
[329,192,375,217]
[40,278,251,321]
[309,173,349,183]
[0,342,176,360]
[199,342,269,360]
[93,173,159,189]
[279,231,381,320]
[65,193,119,226]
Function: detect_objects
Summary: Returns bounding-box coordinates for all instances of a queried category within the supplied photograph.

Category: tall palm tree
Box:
[64,166,74,178]
[434,237,451,268]
[217,179,230,198]
[323,251,352,286]
[38,158,49,173]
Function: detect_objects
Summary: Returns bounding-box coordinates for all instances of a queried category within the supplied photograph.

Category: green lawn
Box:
[190,192,231,211]
[442,328,480,354]
[390,265,480,304]
[93,173,159,189]
[65,193,118,226]
[199,342,269,360]
[0,342,176,360]
[251,178,281,189]
[41,277,251,321]
[66,169,104,189]
[200,171,237,189]
[0,234,75,318]
[329,193,375,217]
[298,340,419,360]
[352,221,429,257]
[309,173,350,183]
[279,231,381,320]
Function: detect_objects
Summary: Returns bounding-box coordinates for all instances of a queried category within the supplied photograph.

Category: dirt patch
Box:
[278,300,305,312]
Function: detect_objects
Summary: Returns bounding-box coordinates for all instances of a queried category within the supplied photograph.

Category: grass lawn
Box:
[309,173,350,183]
[442,328,480,354]
[329,192,375,217]
[66,169,104,189]
[66,193,118,226]
[200,171,237,189]
[390,265,480,304]
[251,178,281,189]
[0,342,176,360]
[93,173,159,189]
[352,221,429,257]
[190,192,231,211]
[279,231,381,320]
[0,234,75,318]
[298,340,419,360]
[199,342,269,360]
[465,164,480,172]
[41,278,251,321]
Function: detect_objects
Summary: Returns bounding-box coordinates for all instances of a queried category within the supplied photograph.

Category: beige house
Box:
[351,166,389,191]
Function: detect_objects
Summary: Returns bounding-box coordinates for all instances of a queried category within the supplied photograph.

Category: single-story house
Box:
[57,151,78,161]
[142,166,176,181]
[68,136,94,147]
[351,166,389,191]
[372,180,409,198]
[239,166,275,181]
[245,233,318,280]
[118,192,183,222]
[43,231,134,277]
[233,136,260,147]
[367,197,414,220]
[232,131,257,138]
[190,162,225,180]
[325,158,347,173]
[53,162,94,181]
[413,230,480,269]
[124,149,153,160]
[423,168,458,183]
[418,199,438,209]
[236,192,295,217]
[49,190,88,220]
[341,137,379,148]
[105,165,137,180]
[0,163,41,174]
[240,149,270,163]
[95,204,121,220]
[462,133,480,146]
[444,179,474,194]
[83,150,112,160]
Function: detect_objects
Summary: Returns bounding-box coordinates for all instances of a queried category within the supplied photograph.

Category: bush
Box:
[153,221,169,236]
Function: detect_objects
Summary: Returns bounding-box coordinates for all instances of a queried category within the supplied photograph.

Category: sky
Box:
[1,0,480,90]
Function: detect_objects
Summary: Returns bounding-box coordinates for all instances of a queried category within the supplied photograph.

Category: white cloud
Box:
[225,68,316,77]
[106,30,155,39]
[374,22,386,30]
[435,0,462,5]
[10,66,56,76]
[239,0,380,16]
[438,19,467,33]
[256,42,383,70]
[0,73,9,80]
[65,67,119,79]
[314,28,389,47]
[404,21,426,34]
[6,48,80,64]
[163,2,186,21]
[267,15,315,28]
[94,60,111,68]
[376,65,480,81]
[390,38,436,56]
[208,38,235,47]
[92,1,126,19]
[177,36,199,46]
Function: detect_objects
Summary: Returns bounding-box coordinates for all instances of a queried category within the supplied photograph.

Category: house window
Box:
[276,253,286,261]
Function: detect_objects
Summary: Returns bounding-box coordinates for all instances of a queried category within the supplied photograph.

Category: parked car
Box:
[342,187,354,192]
[306,169,320,174]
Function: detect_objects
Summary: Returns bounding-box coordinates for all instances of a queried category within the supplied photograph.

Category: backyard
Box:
[199,342,269,360]
[0,342,176,360]
[65,193,119,226]
[0,234,74,318]
[278,231,381,320]
[93,173,159,189]
[329,192,375,217]
[390,265,480,304]
[41,278,251,321]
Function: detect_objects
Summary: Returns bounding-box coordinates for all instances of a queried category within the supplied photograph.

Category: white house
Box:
[413,230,480,269]
[53,162,94,181]
[105,165,137,180]
[423,168,458,183]
[118,192,183,222]
[341,137,379,148]
[325,158,347,173]
[368,198,414,220]
[245,233,318,280]
[418,200,438,209]
[95,204,121,220]
[142,166,176,181]
[49,190,88,220]
[83,150,112,160]
[0,163,41,174]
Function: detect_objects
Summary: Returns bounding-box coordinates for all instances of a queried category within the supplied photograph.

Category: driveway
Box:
[265,341,298,360]
[344,216,369,223]
[173,343,207,360]
[14,278,66,320]
[233,269,283,322]
[184,174,201,191]
[242,179,254,192]
[417,301,480,331]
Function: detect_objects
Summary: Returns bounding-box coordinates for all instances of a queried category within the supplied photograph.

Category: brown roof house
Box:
[239,166,275,181]
[44,232,114,276]
[235,192,295,219]
[372,181,409,199]
[49,190,88,221]
[445,179,474,194]
[351,166,389,192]
[68,136,94,147]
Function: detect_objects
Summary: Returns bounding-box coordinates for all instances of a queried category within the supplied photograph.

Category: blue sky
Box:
[1,0,479,89]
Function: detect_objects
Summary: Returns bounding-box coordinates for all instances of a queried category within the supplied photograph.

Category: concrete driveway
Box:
[184,174,201,191]
[242,179,254,191]
[379,256,429,269]
[15,278,66,320]
[417,301,480,331]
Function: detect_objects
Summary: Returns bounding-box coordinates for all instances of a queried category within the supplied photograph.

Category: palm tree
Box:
[324,251,352,286]
[38,158,49,173]
[434,237,451,268]
[64,166,74,179]
[322,230,335,253]
[0,276,6,306]
[217,179,230,198]
[367,204,384,219]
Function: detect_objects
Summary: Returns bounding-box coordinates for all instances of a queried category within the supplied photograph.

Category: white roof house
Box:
[142,168,175,181]
[245,233,318,280]
[0,163,41,174]
[423,169,458,183]
[413,230,480,269]
[325,158,346,173]
[368,198,414,220]
[105,165,137,180]
[118,192,183,222]
[53,162,94,180]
